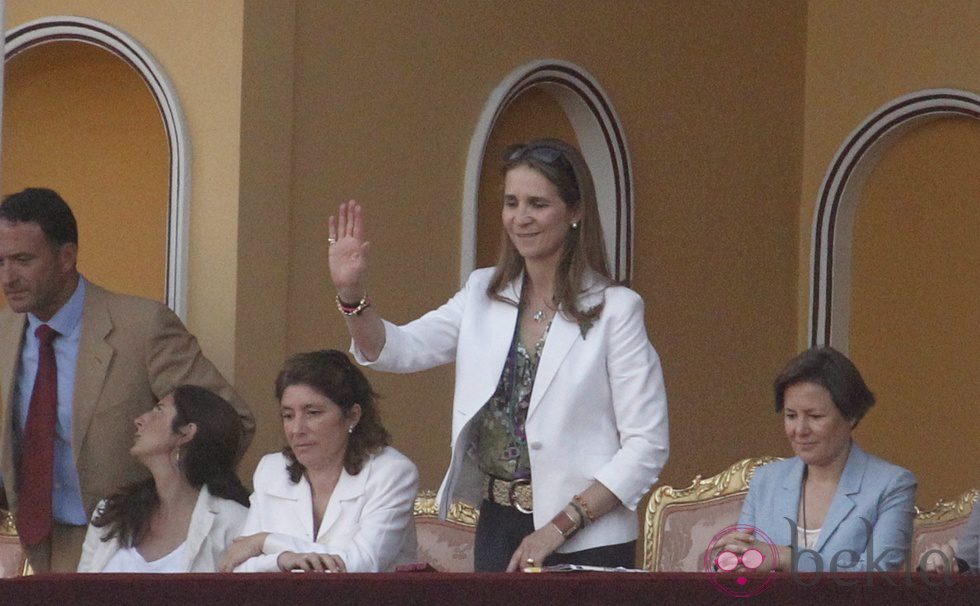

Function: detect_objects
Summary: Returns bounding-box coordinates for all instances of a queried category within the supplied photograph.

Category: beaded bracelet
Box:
[569,499,590,528]
[572,494,596,524]
[336,293,371,316]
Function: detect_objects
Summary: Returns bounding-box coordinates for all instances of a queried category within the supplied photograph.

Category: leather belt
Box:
[484,475,533,514]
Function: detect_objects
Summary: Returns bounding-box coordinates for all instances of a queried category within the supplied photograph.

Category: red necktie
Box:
[16,324,59,547]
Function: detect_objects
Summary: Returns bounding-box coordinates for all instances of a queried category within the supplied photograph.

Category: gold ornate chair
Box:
[642,456,781,572]
[413,490,478,572]
[0,509,30,577]
[912,488,978,568]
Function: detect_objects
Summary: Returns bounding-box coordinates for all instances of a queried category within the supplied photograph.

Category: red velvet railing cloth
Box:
[2,572,977,605]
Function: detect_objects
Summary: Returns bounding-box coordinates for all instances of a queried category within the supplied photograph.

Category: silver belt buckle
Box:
[509,478,532,514]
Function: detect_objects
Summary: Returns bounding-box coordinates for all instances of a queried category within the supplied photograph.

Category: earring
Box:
[348,425,355,434]
[173,448,181,467]
[571,222,579,229]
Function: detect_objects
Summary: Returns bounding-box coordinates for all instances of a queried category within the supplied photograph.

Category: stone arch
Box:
[809,88,980,350]
[462,59,633,284]
[5,16,191,317]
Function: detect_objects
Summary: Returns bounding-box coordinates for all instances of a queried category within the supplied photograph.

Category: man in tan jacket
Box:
[0,188,254,572]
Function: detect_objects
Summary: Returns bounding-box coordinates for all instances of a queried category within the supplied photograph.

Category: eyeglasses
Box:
[506,144,564,164]
[715,549,766,572]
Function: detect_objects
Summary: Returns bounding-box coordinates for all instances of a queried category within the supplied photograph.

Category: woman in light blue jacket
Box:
[719,347,916,573]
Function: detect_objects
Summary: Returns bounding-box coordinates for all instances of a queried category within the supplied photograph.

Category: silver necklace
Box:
[801,467,809,548]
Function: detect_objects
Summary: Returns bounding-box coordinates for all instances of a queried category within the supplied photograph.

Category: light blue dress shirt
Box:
[12,277,88,525]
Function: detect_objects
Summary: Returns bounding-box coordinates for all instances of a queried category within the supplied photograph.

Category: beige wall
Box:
[850,117,980,506]
[234,1,295,473]
[476,89,577,269]
[2,1,291,475]
[287,1,806,491]
[25,0,980,518]
[2,41,168,302]
[6,0,246,386]
[0,0,973,540]
[0,2,808,495]
[802,1,980,505]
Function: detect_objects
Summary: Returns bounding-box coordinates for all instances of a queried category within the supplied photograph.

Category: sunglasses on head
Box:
[507,144,564,164]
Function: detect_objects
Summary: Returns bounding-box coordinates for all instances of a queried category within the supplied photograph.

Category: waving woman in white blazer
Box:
[220,350,418,573]
[327,138,669,572]
[77,385,249,573]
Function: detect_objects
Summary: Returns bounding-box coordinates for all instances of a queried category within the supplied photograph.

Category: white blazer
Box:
[354,268,669,552]
[234,448,418,573]
[77,485,248,572]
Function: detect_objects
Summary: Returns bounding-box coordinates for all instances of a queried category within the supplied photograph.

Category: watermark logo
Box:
[704,524,779,598]
[703,518,959,597]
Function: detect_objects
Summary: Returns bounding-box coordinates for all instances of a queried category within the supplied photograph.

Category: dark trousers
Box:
[473,499,636,572]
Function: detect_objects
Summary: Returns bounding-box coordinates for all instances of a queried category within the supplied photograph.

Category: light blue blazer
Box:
[956,505,979,574]
[738,442,916,572]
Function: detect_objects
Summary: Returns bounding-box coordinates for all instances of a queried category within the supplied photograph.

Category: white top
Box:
[796,526,822,550]
[78,485,248,573]
[102,542,188,573]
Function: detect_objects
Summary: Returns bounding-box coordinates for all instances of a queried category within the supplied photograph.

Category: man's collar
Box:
[28,275,87,336]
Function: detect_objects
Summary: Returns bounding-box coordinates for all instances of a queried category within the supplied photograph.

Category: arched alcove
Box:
[4,16,190,318]
[462,60,632,284]
[809,88,980,350]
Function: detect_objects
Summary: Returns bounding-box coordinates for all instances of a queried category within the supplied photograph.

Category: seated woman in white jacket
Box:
[78,385,250,572]
[220,350,418,573]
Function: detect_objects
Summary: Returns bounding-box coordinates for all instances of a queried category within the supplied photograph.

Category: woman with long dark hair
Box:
[77,385,249,572]
[327,138,669,571]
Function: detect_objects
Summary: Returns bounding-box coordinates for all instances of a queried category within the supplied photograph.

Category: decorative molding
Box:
[0,508,32,576]
[4,16,191,319]
[462,59,633,285]
[0,508,15,537]
[413,489,479,527]
[809,88,980,349]
[915,488,978,525]
[642,456,782,571]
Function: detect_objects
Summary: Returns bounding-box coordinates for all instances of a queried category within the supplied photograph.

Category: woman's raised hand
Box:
[328,200,371,302]
[327,199,386,359]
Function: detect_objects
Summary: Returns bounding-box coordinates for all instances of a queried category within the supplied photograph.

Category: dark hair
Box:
[774,347,876,425]
[93,385,249,547]
[0,188,78,246]
[275,350,390,481]
[486,138,612,326]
